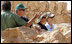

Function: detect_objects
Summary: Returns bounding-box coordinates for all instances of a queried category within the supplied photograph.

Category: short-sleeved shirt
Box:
[37,22,48,30]
[45,23,55,31]
[1,11,27,31]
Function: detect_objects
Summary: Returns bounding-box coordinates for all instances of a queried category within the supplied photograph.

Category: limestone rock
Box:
[1,26,38,43]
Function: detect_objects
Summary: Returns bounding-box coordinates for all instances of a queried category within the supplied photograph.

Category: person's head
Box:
[40,16,46,22]
[2,1,11,11]
[46,13,55,23]
[47,17,54,22]
[15,3,27,17]
[39,14,47,23]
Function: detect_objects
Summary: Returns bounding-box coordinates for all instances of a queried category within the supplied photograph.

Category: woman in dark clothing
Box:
[33,14,48,33]
[37,16,48,30]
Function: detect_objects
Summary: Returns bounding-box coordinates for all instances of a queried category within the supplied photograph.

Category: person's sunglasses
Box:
[19,9,25,11]
[42,17,46,18]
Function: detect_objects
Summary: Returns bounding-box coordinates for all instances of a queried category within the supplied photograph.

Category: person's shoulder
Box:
[1,11,6,15]
[10,12,20,18]
[52,24,55,25]
[45,22,49,26]
[11,12,19,17]
[52,24,55,27]
[10,12,16,15]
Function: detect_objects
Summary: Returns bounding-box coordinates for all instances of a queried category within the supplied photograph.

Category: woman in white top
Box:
[45,12,55,31]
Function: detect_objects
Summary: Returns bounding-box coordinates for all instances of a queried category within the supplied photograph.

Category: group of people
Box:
[1,1,55,33]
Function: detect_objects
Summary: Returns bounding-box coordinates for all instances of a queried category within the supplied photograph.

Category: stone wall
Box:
[1,23,71,43]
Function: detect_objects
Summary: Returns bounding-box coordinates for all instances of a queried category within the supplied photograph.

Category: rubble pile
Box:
[36,23,71,43]
[1,27,38,43]
[1,23,71,43]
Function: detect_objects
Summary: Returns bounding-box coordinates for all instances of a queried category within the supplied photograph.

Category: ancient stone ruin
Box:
[1,23,71,43]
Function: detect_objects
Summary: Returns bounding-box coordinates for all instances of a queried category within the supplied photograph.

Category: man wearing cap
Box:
[1,1,40,31]
[45,12,55,31]
[15,3,33,28]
